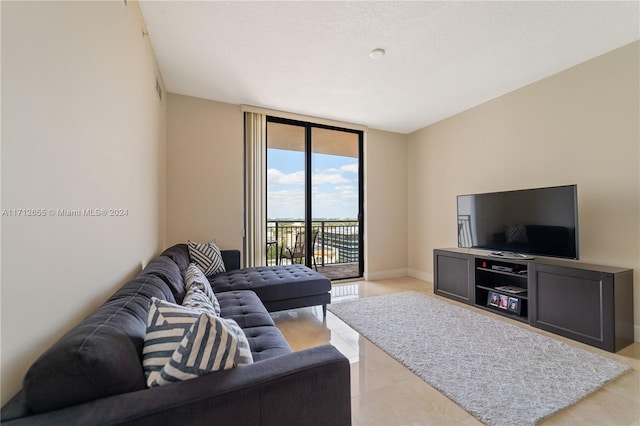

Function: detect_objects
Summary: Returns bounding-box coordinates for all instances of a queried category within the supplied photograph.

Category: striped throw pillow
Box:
[187,240,226,276]
[182,286,220,317]
[184,263,218,309]
[149,314,253,387]
[143,298,201,387]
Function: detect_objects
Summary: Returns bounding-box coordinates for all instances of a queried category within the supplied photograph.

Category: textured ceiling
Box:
[139,1,639,134]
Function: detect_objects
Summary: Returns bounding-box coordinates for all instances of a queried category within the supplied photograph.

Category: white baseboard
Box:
[408,269,433,283]
[365,268,433,283]
[365,268,408,281]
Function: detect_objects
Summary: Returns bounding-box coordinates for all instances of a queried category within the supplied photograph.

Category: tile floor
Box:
[271,277,640,426]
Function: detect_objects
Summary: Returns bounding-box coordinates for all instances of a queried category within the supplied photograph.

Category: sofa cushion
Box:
[210,265,331,303]
[159,243,192,271]
[108,274,177,305]
[139,255,186,303]
[243,326,293,362]
[188,240,226,276]
[24,274,172,413]
[217,291,278,328]
[150,313,253,387]
[216,291,292,361]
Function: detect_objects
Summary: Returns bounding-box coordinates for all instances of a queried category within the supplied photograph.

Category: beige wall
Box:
[407,41,640,338]
[364,130,409,279]
[165,94,244,251]
[165,96,410,276]
[1,1,167,404]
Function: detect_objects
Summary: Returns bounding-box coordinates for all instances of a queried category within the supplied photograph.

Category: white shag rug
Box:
[328,291,630,426]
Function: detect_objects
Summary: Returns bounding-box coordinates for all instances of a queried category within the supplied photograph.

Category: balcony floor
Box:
[316,263,360,281]
[270,259,360,281]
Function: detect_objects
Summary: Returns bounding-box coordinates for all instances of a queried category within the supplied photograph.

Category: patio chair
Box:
[280,229,319,270]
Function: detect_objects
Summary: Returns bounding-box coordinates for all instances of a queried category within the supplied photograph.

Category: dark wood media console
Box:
[434,248,635,352]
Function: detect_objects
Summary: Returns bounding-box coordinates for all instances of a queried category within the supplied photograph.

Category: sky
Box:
[267,148,359,220]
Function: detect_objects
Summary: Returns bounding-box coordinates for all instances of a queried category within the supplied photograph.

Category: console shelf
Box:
[434,248,634,352]
[476,285,528,300]
[473,257,529,323]
[476,267,527,278]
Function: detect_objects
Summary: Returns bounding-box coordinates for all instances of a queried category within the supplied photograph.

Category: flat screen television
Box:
[457,185,579,259]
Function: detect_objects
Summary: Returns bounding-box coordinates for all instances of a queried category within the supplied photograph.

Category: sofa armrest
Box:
[1,345,351,426]
[221,250,241,271]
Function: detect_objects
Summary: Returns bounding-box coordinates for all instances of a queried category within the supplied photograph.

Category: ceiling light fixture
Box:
[369,48,385,59]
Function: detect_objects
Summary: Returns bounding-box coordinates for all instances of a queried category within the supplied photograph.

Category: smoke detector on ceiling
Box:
[369,48,386,59]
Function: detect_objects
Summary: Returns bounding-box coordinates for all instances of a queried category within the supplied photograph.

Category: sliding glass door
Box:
[266,117,363,280]
[265,120,306,268]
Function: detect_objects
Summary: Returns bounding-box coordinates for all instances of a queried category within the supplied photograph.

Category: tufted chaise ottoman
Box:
[160,244,332,315]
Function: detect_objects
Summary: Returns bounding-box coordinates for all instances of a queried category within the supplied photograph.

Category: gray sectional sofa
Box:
[161,244,333,315]
[1,244,351,425]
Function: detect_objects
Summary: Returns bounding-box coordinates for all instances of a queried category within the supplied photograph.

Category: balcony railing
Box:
[266,220,359,267]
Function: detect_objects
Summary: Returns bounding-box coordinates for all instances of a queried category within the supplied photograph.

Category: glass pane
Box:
[266,121,305,266]
[311,128,359,276]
